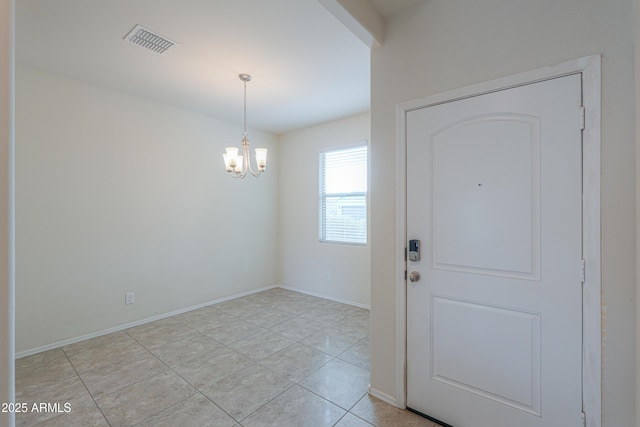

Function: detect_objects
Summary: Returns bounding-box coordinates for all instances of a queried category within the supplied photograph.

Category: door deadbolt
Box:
[409,271,421,282]
[409,239,420,262]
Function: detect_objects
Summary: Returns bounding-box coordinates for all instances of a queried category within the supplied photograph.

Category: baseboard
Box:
[277,285,370,310]
[16,285,278,359]
[368,386,401,408]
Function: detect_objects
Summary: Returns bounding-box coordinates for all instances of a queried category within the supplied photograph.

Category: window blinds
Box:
[319,145,368,244]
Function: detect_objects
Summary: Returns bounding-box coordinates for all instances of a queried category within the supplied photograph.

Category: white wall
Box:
[278,113,370,306]
[370,1,635,426]
[15,65,279,354]
[1,0,15,426]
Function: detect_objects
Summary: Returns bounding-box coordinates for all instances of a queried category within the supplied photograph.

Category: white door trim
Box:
[395,55,601,427]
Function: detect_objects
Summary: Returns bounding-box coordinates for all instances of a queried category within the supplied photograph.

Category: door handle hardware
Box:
[409,271,421,283]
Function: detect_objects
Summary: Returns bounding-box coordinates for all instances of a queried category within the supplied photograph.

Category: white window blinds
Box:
[319,145,368,244]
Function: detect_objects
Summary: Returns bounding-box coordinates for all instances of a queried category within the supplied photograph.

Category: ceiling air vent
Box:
[123,24,180,56]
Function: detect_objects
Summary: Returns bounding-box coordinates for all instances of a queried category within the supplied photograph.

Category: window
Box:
[319,144,368,244]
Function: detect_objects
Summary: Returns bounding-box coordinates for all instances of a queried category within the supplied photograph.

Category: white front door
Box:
[406,74,583,427]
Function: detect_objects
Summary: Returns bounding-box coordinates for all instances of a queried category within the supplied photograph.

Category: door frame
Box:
[394,55,601,427]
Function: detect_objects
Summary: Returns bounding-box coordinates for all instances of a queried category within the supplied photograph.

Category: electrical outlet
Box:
[125,292,135,305]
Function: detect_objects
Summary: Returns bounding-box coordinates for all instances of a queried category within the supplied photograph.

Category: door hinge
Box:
[580,259,586,283]
[403,245,408,281]
[579,106,585,130]
[581,411,586,427]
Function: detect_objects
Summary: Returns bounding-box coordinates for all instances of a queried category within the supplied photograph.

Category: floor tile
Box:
[258,343,332,383]
[334,413,375,427]
[66,339,147,374]
[16,377,94,427]
[202,364,293,421]
[293,293,335,307]
[300,309,346,326]
[136,393,236,427]
[215,299,266,318]
[273,299,323,316]
[75,348,167,400]
[333,313,370,337]
[302,325,365,356]
[97,370,196,426]
[244,307,294,328]
[244,289,297,305]
[147,329,223,367]
[172,346,254,389]
[201,320,265,345]
[15,348,66,372]
[300,358,370,410]
[61,331,138,359]
[126,319,195,350]
[270,316,325,341]
[241,385,345,427]
[350,307,371,320]
[351,395,440,427]
[228,330,294,361]
[15,355,77,399]
[338,335,370,371]
[174,307,237,332]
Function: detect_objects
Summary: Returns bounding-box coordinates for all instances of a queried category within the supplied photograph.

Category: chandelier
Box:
[222,73,267,178]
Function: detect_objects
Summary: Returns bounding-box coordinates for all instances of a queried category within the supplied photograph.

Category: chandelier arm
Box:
[247,157,265,177]
[248,167,263,177]
[239,134,262,177]
[227,167,247,179]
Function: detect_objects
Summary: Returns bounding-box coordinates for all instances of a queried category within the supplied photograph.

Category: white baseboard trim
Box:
[277,285,370,310]
[16,285,277,359]
[368,386,401,408]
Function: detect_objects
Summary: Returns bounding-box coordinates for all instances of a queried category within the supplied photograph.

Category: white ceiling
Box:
[16,0,423,134]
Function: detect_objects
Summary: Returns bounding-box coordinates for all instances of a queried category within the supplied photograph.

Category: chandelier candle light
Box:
[223,73,267,178]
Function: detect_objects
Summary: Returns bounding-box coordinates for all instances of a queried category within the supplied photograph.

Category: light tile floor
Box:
[15,287,442,427]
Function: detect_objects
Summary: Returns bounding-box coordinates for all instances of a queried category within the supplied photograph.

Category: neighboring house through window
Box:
[319,144,368,245]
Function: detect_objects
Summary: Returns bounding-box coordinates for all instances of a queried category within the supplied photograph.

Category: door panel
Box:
[431,296,541,415]
[431,114,540,279]
[406,75,583,427]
